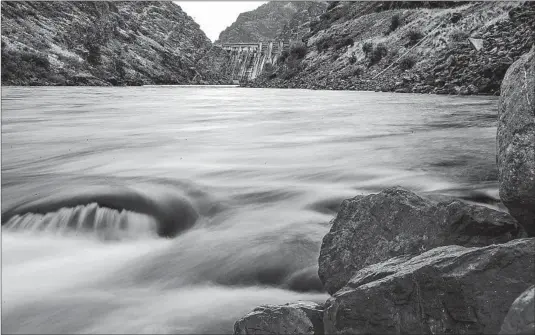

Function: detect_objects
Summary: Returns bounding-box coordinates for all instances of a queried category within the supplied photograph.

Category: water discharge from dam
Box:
[219,41,289,82]
[2,86,501,333]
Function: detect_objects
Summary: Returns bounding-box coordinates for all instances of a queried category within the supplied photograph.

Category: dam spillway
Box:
[218,41,289,83]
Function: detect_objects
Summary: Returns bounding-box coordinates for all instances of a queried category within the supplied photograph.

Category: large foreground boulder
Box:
[500,285,535,335]
[324,238,535,334]
[234,301,323,335]
[497,48,535,236]
[318,187,524,294]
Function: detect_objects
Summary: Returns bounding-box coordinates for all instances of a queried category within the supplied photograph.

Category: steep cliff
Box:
[217,1,327,43]
[276,2,327,42]
[1,1,230,86]
[247,1,535,96]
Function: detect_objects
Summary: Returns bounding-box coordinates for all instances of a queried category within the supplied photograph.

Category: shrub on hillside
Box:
[399,55,416,70]
[1,49,51,84]
[113,58,127,80]
[281,60,303,80]
[21,51,50,70]
[370,43,388,65]
[277,43,308,80]
[289,43,307,60]
[86,43,101,66]
[353,65,365,77]
[349,52,357,64]
[450,12,462,23]
[362,41,374,55]
[386,14,402,34]
[320,11,332,22]
[335,37,355,50]
[406,29,424,45]
[316,38,331,52]
[309,19,320,32]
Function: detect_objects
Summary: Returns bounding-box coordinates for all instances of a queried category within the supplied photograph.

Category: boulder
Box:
[500,285,535,335]
[324,238,535,334]
[318,187,525,295]
[497,48,535,236]
[468,37,484,51]
[234,301,323,335]
[469,37,484,51]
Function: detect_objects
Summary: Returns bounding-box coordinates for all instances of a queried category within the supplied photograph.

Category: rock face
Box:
[247,1,535,95]
[234,301,323,335]
[500,285,535,335]
[497,48,535,236]
[276,2,327,43]
[318,187,525,295]
[1,1,230,86]
[217,1,326,43]
[324,238,535,334]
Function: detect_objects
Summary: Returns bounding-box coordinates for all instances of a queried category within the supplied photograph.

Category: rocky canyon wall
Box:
[247,1,535,96]
[1,1,231,86]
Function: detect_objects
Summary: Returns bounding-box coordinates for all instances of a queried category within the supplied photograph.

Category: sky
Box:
[175,1,267,42]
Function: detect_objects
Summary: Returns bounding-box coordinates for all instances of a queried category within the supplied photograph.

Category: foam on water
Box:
[2,185,199,238]
[4,204,159,240]
[1,232,172,310]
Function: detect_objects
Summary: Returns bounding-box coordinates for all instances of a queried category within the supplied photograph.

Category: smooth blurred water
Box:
[1,86,501,334]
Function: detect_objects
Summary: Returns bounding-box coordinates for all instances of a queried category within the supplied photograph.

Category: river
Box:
[1,86,501,334]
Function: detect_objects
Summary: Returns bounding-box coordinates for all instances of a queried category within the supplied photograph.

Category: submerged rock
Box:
[318,187,524,294]
[324,238,535,334]
[497,48,535,236]
[500,285,535,335]
[234,301,323,335]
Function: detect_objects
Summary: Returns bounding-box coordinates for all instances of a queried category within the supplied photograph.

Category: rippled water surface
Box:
[2,86,501,334]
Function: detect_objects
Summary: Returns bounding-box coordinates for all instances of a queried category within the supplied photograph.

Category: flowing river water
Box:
[1,86,502,334]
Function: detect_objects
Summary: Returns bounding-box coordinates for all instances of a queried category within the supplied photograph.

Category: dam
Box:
[218,41,290,83]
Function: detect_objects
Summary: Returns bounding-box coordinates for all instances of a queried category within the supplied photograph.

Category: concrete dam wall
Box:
[218,41,289,83]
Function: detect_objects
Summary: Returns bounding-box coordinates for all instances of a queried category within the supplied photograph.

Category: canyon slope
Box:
[217,1,327,43]
[1,1,230,86]
[247,1,535,95]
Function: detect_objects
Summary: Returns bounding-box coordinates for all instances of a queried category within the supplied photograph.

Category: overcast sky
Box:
[175,1,267,41]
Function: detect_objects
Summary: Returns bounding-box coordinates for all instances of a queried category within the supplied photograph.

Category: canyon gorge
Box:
[3,1,534,95]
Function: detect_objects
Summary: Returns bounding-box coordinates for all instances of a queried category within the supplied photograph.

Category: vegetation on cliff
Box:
[1,1,230,86]
[247,1,535,95]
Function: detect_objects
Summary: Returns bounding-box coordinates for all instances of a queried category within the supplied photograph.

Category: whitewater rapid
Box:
[2,86,501,333]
